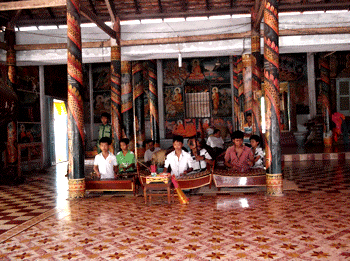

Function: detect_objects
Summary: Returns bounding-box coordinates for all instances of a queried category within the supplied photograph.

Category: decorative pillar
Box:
[242,54,253,122]
[132,61,145,159]
[237,56,244,130]
[111,19,122,153]
[232,56,240,130]
[264,0,282,196]
[148,60,160,147]
[319,56,331,135]
[121,61,134,149]
[5,27,17,165]
[251,9,263,135]
[67,0,85,198]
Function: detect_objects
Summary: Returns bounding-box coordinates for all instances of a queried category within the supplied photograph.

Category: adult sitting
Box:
[224,130,254,172]
[206,128,225,158]
[144,139,161,166]
[188,137,213,172]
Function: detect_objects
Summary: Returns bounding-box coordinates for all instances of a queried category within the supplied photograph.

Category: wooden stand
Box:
[143,179,173,204]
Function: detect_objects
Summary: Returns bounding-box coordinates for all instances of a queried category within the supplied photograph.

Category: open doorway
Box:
[53,99,68,163]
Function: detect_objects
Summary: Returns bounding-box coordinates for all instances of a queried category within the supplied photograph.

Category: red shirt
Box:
[224,145,253,172]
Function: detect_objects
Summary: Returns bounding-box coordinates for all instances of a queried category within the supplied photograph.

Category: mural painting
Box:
[17,123,41,143]
[163,57,232,139]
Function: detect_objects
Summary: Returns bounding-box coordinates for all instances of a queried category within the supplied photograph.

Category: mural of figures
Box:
[164,87,184,119]
[18,123,41,143]
[163,60,189,86]
[184,118,197,137]
[212,87,219,115]
[93,91,111,123]
[188,59,205,82]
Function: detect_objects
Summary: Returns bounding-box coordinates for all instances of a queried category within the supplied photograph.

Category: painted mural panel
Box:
[17,123,41,143]
[163,57,232,139]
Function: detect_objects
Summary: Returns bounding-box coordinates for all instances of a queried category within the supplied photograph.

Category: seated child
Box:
[224,130,254,172]
[188,137,213,172]
[250,135,264,169]
[144,139,161,165]
[163,135,193,178]
[116,138,135,173]
[93,137,117,179]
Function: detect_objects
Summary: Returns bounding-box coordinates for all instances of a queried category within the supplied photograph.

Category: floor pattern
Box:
[0,160,349,260]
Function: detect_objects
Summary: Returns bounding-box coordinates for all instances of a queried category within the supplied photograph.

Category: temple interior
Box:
[1,0,350,260]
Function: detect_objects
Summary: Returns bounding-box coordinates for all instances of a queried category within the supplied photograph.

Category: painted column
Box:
[319,56,331,134]
[232,56,241,130]
[148,60,160,147]
[67,0,85,198]
[251,9,263,135]
[242,54,253,122]
[121,61,134,149]
[264,0,282,196]
[5,27,17,165]
[237,56,244,130]
[111,19,122,153]
[132,61,145,159]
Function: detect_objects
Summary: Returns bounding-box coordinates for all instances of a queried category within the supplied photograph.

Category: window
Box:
[337,78,350,115]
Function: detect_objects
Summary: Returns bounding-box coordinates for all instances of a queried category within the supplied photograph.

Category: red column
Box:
[67,0,85,198]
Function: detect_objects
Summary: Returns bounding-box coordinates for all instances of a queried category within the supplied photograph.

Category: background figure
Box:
[144,139,161,166]
[98,112,112,153]
[243,112,253,146]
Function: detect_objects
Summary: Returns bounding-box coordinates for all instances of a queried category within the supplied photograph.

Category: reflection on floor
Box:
[0,161,350,260]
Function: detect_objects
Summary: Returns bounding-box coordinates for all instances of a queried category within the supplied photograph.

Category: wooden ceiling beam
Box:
[158,0,163,13]
[105,0,118,23]
[0,0,66,11]
[134,0,141,14]
[205,0,211,11]
[8,10,22,28]
[253,0,264,30]
[87,0,98,15]
[80,5,116,39]
[46,8,56,19]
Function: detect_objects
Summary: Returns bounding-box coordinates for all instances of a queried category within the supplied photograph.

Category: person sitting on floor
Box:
[93,137,117,179]
[163,135,193,178]
[206,128,225,158]
[224,130,254,172]
[250,135,264,169]
[144,139,161,166]
[116,138,135,173]
[188,137,213,172]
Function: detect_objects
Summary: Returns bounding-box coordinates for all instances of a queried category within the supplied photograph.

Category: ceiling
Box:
[0,0,349,28]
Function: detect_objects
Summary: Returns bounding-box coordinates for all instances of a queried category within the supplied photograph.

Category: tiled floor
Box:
[0,160,350,260]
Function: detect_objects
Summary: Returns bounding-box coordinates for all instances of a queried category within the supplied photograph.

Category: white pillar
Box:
[307,52,316,118]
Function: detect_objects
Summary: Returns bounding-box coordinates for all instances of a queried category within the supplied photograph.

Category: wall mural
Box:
[163,57,233,139]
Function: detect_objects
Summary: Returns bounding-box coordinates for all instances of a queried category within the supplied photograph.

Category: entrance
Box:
[53,99,68,163]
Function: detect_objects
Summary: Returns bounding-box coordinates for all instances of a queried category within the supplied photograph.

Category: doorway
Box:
[53,99,68,163]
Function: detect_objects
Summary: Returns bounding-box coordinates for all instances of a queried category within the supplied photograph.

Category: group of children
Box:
[94,112,264,180]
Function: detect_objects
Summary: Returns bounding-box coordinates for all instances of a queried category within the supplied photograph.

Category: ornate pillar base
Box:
[68,178,86,199]
[266,174,283,196]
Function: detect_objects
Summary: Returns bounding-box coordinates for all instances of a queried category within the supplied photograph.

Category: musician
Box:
[224,131,254,172]
[163,135,192,178]
[188,137,213,172]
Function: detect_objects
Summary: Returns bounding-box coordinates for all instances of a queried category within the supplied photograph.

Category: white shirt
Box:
[190,148,212,171]
[144,147,161,162]
[207,135,224,149]
[94,152,117,179]
[252,147,264,169]
[164,150,192,178]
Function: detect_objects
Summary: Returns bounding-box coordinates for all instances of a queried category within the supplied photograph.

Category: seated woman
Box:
[116,138,135,173]
[224,131,254,172]
[188,137,213,172]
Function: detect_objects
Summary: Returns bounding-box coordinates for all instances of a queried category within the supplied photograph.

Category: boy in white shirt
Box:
[93,137,117,179]
[163,135,192,178]
[206,129,225,158]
